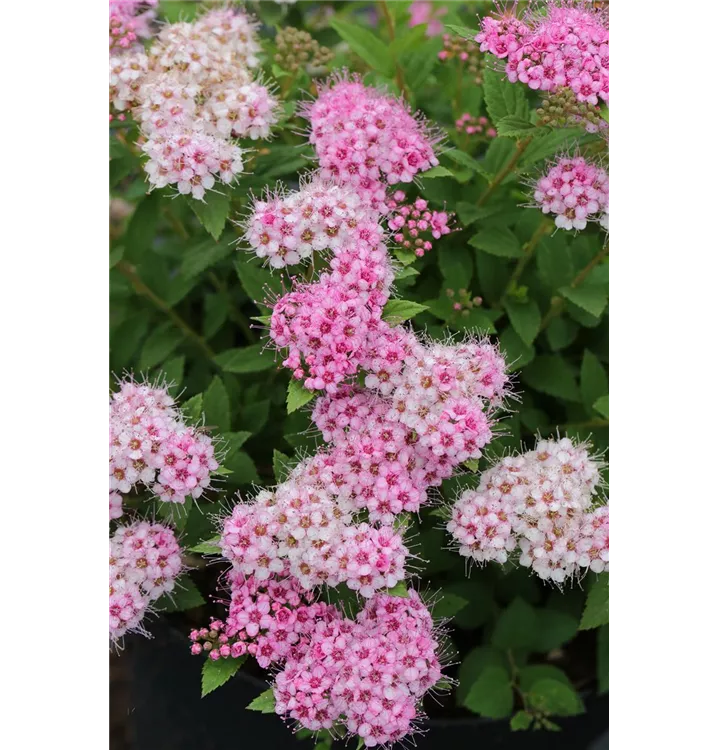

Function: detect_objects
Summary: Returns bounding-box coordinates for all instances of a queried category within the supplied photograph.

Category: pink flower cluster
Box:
[109,378,219,515]
[476,0,608,105]
[408,1,447,37]
[455,113,497,139]
[110,520,183,643]
[221,478,408,597]
[109,5,279,198]
[533,155,608,231]
[109,0,157,52]
[300,74,441,210]
[387,190,454,257]
[447,437,609,583]
[273,589,443,746]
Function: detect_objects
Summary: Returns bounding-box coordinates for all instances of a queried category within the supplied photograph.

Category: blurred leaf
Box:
[203,293,230,338]
[580,350,608,414]
[224,450,259,484]
[421,165,454,179]
[287,380,316,413]
[597,626,609,694]
[505,299,541,345]
[124,192,161,263]
[537,236,574,289]
[204,376,231,433]
[188,192,231,241]
[559,283,608,318]
[500,327,535,371]
[181,237,234,280]
[154,577,205,612]
[161,355,185,388]
[444,23,476,41]
[528,679,584,717]
[431,592,468,619]
[492,598,538,649]
[215,344,276,374]
[464,665,514,719]
[483,137,516,177]
[444,150,489,178]
[183,393,203,423]
[241,399,270,432]
[438,245,473,291]
[330,18,394,77]
[579,574,609,630]
[112,313,150,366]
[247,688,275,713]
[593,395,609,419]
[510,711,534,731]
[532,609,579,651]
[273,449,296,483]
[546,317,578,351]
[201,656,246,698]
[469,227,523,258]
[457,647,509,704]
[522,355,581,402]
[157,497,193,532]
[235,260,283,312]
[138,321,184,371]
[444,580,494,630]
[519,664,573,690]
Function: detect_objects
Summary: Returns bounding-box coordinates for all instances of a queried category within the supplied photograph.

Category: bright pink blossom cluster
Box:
[109,378,219,515]
[533,154,608,231]
[221,478,408,597]
[387,191,454,257]
[447,437,609,583]
[455,113,497,139]
[300,74,441,210]
[110,520,183,643]
[109,0,157,52]
[273,589,443,745]
[109,5,279,198]
[476,1,609,105]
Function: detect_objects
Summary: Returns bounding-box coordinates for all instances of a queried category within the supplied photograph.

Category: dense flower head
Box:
[533,154,608,230]
[387,191,455,257]
[300,73,441,210]
[220,476,409,597]
[109,378,219,507]
[244,177,381,268]
[273,589,443,746]
[109,520,183,643]
[110,0,157,52]
[476,0,609,105]
[447,436,608,583]
[110,5,279,196]
[274,26,333,73]
[537,87,608,133]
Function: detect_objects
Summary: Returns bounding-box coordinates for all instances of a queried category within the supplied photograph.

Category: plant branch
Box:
[477,137,532,207]
[116,260,216,361]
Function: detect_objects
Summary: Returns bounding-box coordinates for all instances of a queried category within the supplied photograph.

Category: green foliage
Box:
[382,299,429,324]
[580,574,609,629]
[201,656,246,698]
[329,18,393,77]
[463,665,514,718]
[154,577,205,612]
[247,688,276,713]
[187,193,231,241]
[286,380,315,413]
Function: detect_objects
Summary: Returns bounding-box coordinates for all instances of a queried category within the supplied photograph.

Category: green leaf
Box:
[204,376,231,433]
[111,313,149,366]
[505,299,541,346]
[483,137,516,177]
[580,350,608,415]
[226,431,252,450]
[215,344,276,374]
[491,598,538,650]
[444,23,476,41]
[421,165,454,179]
[201,656,246,698]
[457,647,508,704]
[234,259,283,312]
[203,293,230,338]
[431,592,469,619]
[520,128,585,168]
[394,266,419,281]
[329,18,393,77]
[593,395,609,419]
[510,711,534,731]
[382,299,428,324]
[188,192,231,241]
[189,537,222,554]
[387,581,410,598]
[138,322,184,371]
[247,688,276,713]
[438,245,473,291]
[463,665,514,719]
[240,399,270,432]
[559,283,608,318]
[160,356,185,389]
[527,679,585,717]
[579,574,609,630]
[124,192,161,262]
[154,577,205,612]
[224,450,258,484]
[483,67,530,124]
[500,327,535,372]
[546,317,578,351]
[519,665,573,692]
[522,355,581,402]
[287,380,316,413]
[273,449,295,483]
[444,150,489,177]
[110,245,124,269]
[443,580,494,629]
[532,609,579,651]
[537,236,574,290]
[182,393,203,423]
[496,116,535,138]
[157,496,193,532]
[181,238,234,280]
[469,227,523,258]
[597,625,609,694]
